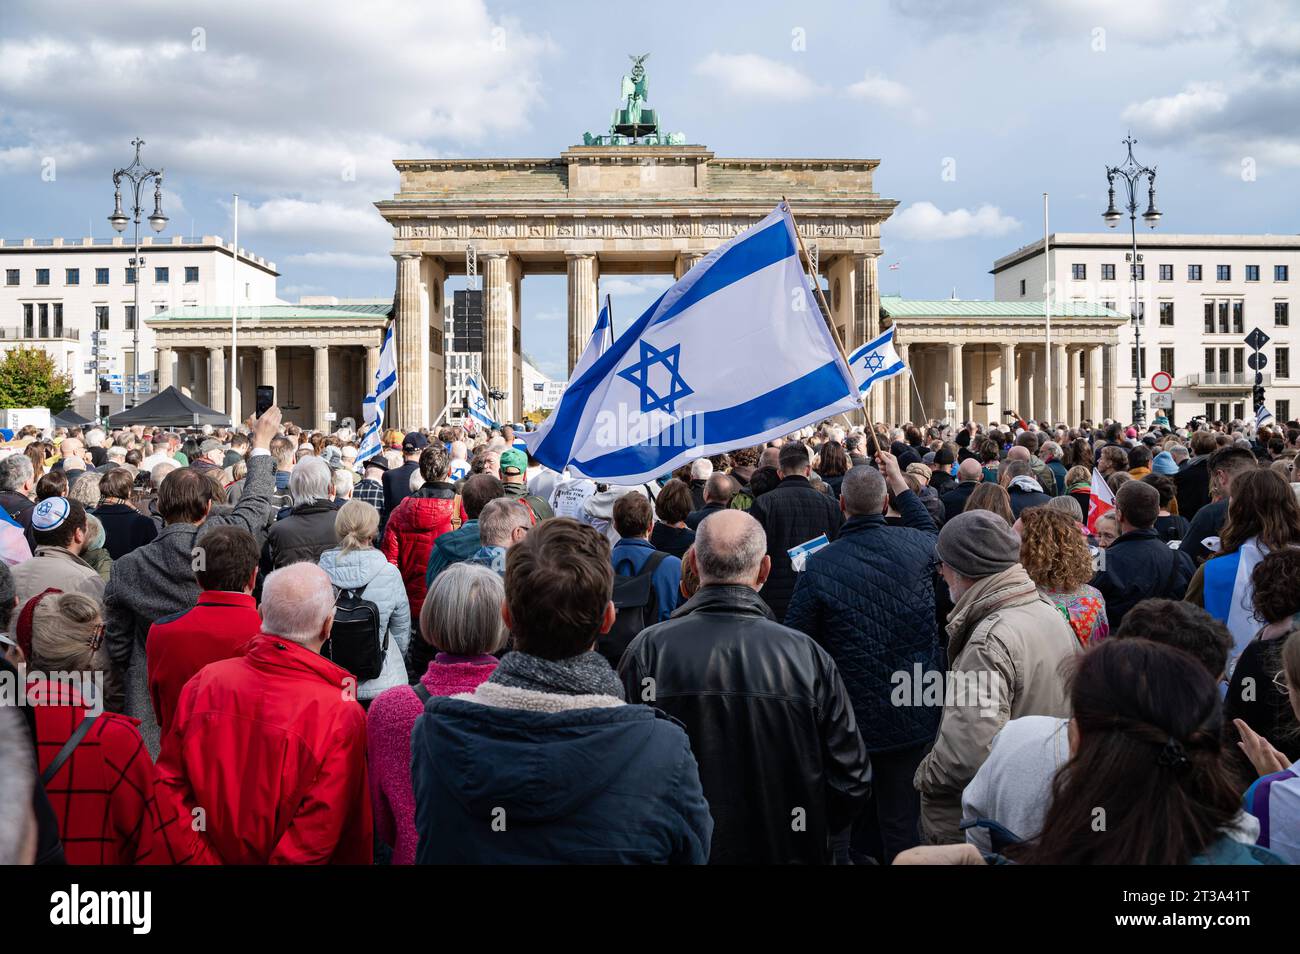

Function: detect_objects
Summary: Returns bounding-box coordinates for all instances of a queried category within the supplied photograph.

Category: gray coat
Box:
[104,453,276,757]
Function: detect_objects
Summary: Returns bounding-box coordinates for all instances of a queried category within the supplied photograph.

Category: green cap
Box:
[499,448,527,475]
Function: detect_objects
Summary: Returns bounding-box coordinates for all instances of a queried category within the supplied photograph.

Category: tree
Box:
[0,348,73,413]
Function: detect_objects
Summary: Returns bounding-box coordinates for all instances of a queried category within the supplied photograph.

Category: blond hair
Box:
[335,499,379,554]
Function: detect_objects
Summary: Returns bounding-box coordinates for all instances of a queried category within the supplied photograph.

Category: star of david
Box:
[473,395,489,413]
[617,340,694,414]
[862,352,886,374]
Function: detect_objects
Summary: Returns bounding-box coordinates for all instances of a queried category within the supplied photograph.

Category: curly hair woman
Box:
[1019,506,1108,646]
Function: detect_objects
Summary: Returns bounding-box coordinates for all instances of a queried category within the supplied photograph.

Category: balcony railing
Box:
[1182,372,1271,389]
[0,327,81,341]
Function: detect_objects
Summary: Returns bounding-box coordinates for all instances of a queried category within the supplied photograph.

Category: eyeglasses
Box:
[1273,669,1291,696]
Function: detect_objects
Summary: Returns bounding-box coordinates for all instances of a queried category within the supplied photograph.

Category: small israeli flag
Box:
[356,323,398,464]
[848,326,906,395]
[1256,403,1274,427]
[465,375,497,430]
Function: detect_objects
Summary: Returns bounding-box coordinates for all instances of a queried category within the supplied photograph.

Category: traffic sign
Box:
[1248,352,1268,371]
[1150,393,1173,409]
[1150,371,1173,393]
[1246,327,1271,351]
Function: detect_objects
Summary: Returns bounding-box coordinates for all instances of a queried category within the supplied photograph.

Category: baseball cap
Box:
[499,449,527,476]
[199,438,223,455]
[402,431,429,453]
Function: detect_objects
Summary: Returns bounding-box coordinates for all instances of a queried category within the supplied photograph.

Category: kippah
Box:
[32,496,71,532]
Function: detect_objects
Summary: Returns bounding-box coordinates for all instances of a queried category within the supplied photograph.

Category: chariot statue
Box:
[583,54,685,146]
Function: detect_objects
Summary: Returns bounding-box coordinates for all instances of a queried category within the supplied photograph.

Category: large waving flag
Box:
[356,322,398,464]
[464,375,497,430]
[524,203,860,484]
[1087,467,1115,533]
[1256,403,1274,428]
[849,326,906,395]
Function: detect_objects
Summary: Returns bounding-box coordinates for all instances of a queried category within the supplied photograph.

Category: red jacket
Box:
[146,590,261,737]
[380,484,455,621]
[29,676,157,865]
[149,634,373,865]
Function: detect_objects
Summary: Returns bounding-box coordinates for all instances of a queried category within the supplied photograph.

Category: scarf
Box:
[1009,475,1043,494]
[490,650,625,701]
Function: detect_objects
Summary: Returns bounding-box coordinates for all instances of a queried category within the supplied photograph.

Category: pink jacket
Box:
[365,654,498,864]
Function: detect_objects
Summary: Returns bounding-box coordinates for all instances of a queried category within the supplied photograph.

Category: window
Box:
[1205,348,1215,374]
[1279,400,1291,423]
[1279,347,1291,380]
[125,305,136,330]
[35,268,49,286]
[1103,299,1117,312]
[21,303,34,337]
[1018,279,1026,296]
[38,303,48,338]
[1206,402,1216,420]
[1160,347,1175,375]
[1159,301,1174,326]
[65,268,79,286]
[1277,265,1290,282]
[1188,264,1203,281]
[1278,301,1290,326]
[154,304,166,314]
[95,305,109,331]
[1235,402,1246,421]
[1204,302,1215,333]
[185,266,199,283]
[1133,300,1146,323]
[1131,347,1147,378]
[1233,348,1244,375]
[1101,263,1116,281]
[1246,265,1260,282]
[95,267,109,285]
[1219,348,1230,374]
[125,267,137,285]
[154,266,169,283]
[1072,264,1086,280]
[4,269,17,286]
[1159,264,1173,281]
[1217,264,1231,281]
[1218,301,1230,334]
[1132,263,1145,281]
[1233,301,1244,334]
[52,303,63,338]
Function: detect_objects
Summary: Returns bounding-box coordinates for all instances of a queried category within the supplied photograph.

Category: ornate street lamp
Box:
[109,138,166,408]
[1103,134,1159,428]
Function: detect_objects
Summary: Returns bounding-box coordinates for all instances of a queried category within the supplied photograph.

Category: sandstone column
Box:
[208,346,226,418]
[365,345,380,388]
[566,252,599,374]
[1051,342,1067,426]
[481,252,510,424]
[392,253,425,430]
[947,342,963,424]
[1104,342,1119,421]
[674,252,704,280]
[157,347,174,391]
[895,341,910,424]
[1085,344,1103,423]
[259,345,277,392]
[999,343,1016,422]
[1067,348,1082,426]
[314,345,331,432]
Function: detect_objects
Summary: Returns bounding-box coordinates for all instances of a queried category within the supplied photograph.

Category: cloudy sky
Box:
[2,0,1297,379]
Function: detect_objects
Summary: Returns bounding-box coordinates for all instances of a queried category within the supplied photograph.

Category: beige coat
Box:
[10,545,106,607]
[914,564,1080,844]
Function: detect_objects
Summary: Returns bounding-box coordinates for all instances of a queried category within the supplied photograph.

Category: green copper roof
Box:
[149,303,392,321]
[881,295,1123,318]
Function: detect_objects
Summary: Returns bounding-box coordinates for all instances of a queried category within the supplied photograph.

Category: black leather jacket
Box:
[619,584,871,864]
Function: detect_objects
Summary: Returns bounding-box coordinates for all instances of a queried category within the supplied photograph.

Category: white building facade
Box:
[0,235,278,418]
[993,233,1300,425]
[521,356,564,413]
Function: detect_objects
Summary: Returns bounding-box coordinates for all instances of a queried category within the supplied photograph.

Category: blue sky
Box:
[2,0,1297,379]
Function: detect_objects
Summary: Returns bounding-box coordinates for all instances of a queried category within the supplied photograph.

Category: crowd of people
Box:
[0,406,1299,866]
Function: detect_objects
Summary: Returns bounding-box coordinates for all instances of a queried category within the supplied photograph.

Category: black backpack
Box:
[322,586,387,681]
[600,550,668,668]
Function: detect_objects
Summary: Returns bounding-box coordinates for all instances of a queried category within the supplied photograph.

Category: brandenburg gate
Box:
[376,61,897,429]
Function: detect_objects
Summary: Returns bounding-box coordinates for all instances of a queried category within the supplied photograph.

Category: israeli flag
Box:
[571,296,614,381]
[465,375,497,430]
[524,203,860,483]
[356,323,398,464]
[848,326,906,394]
[1256,403,1274,427]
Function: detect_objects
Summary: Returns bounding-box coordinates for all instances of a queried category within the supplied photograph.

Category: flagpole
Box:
[605,294,614,345]
[784,197,883,456]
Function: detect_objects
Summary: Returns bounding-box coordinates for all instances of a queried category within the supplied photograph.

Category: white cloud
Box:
[846,73,912,109]
[889,201,1021,241]
[693,53,825,101]
[601,276,674,297]
[281,251,394,271]
[232,198,389,251]
[1121,81,1228,137]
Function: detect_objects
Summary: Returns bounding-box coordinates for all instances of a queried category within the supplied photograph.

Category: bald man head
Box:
[1006,445,1031,463]
[691,509,770,589]
[957,458,983,482]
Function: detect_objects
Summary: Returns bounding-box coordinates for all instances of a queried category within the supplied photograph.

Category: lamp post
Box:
[109,138,167,409]
[1103,134,1160,428]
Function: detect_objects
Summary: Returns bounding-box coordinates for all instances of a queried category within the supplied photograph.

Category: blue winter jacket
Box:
[611,537,681,622]
[785,489,943,752]
[411,694,713,864]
